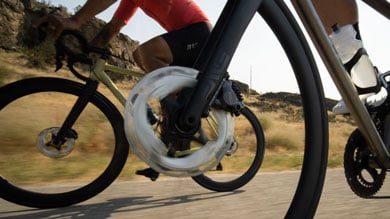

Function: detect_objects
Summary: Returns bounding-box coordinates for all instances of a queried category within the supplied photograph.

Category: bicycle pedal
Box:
[136,168,160,181]
[216,163,223,171]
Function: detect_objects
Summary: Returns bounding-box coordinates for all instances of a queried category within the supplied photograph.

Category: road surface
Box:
[1,168,389,218]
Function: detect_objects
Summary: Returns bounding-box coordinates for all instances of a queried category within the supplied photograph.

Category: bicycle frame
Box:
[0,0,332,214]
[293,0,390,167]
[47,0,386,213]
[91,58,144,105]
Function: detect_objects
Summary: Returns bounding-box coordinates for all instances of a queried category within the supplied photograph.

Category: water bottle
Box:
[329,24,377,92]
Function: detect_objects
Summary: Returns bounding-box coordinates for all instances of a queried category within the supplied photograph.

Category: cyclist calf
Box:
[312,0,387,114]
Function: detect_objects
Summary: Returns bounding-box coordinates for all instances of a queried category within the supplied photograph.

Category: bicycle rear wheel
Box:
[0,77,128,208]
[192,106,265,191]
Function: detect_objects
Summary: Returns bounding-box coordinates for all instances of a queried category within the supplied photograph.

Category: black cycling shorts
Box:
[162,22,212,67]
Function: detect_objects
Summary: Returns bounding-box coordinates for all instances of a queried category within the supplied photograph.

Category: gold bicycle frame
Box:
[91,58,144,106]
[293,0,390,167]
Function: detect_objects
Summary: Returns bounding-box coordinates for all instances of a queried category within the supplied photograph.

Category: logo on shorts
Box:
[186,42,199,51]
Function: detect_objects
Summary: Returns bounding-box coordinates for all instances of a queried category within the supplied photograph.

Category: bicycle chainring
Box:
[344,129,386,198]
[124,66,235,177]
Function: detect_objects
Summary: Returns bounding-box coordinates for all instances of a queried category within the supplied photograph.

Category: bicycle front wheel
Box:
[192,106,265,192]
[0,77,129,208]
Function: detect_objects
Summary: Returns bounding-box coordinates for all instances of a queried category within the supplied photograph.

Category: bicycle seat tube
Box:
[177,0,262,134]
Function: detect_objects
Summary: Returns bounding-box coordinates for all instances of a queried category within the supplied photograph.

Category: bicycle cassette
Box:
[124,66,235,177]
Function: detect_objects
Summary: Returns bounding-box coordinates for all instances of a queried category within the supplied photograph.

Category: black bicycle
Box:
[0,0,333,218]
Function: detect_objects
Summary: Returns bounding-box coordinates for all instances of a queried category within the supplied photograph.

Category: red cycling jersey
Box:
[113,0,210,32]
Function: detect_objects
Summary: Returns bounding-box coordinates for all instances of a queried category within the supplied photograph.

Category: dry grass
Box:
[0,51,356,184]
[245,101,355,171]
[327,121,355,167]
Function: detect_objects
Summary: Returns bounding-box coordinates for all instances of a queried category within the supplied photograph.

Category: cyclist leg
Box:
[312,0,387,114]
[133,36,173,72]
[134,22,212,181]
[158,21,212,149]
[133,36,172,181]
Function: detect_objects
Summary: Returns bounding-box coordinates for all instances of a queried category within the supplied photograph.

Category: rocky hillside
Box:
[0,0,139,70]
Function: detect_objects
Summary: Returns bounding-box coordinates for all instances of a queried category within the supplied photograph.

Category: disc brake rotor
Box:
[37,127,75,158]
[124,66,235,177]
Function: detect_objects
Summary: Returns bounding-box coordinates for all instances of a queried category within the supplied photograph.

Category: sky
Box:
[43,0,389,100]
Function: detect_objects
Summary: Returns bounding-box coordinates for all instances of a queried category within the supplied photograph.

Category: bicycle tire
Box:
[192,106,265,192]
[0,77,129,208]
[256,1,328,217]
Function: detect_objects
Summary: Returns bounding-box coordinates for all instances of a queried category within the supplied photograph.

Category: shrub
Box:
[23,42,55,69]
[266,135,299,151]
[0,66,12,86]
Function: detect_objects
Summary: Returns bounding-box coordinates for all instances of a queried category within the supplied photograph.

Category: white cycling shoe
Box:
[332,86,388,115]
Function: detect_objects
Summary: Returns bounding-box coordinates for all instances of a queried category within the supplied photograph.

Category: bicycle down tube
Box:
[293,0,390,167]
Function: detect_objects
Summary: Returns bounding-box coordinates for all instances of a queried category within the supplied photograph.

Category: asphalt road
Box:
[1,168,390,218]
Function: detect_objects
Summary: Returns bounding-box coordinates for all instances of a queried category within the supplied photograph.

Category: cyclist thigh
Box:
[133,36,173,72]
[162,22,212,67]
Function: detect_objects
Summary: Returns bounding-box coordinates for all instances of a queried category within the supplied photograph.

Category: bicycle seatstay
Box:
[178,0,262,134]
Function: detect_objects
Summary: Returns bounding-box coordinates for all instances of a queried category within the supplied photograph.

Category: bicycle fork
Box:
[49,79,99,149]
